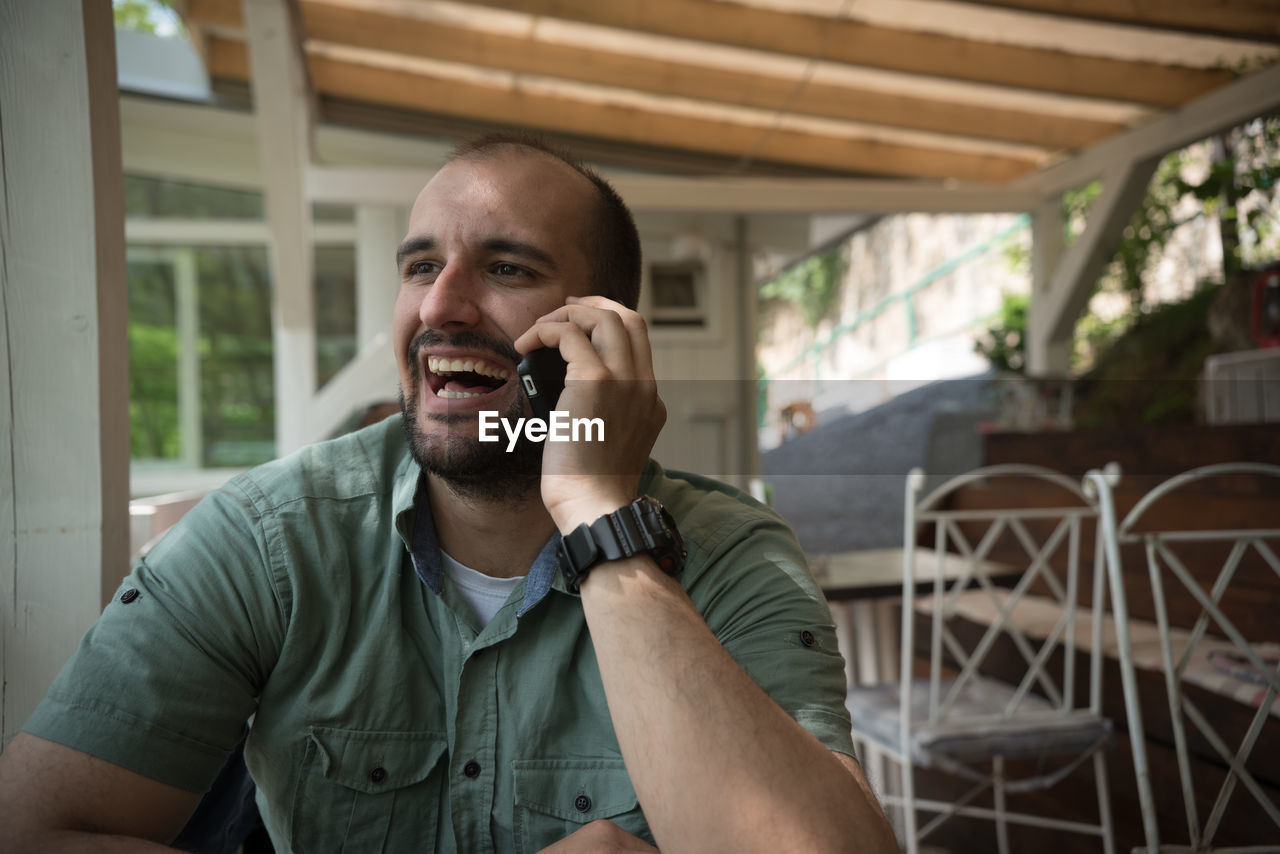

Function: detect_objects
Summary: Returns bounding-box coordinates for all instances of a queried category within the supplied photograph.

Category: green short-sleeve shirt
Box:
[25,417,852,853]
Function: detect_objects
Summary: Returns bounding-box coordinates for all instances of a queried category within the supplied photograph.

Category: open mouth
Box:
[426,355,511,399]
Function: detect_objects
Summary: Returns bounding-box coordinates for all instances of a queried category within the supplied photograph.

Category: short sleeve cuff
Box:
[23,692,232,793]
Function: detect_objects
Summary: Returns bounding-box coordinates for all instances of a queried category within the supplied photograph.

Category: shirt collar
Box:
[398,466,564,613]
[394,456,665,609]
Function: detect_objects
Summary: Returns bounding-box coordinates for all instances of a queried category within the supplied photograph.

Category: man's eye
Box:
[494,263,528,278]
[407,261,438,276]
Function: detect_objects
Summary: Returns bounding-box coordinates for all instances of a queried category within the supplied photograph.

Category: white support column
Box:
[1027,199,1069,374]
[243,0,316,456]
[1026,158,1159,375]
[1,0,129,746]
[355,205,402,348]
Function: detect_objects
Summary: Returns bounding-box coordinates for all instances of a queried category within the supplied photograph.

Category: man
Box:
[0,135,895,852]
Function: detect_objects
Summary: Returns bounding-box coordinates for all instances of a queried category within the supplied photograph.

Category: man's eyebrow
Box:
[481,238,558,272]
[396,237,435,268]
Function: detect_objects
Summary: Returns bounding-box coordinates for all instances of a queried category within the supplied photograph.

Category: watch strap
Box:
[558,497,682,592]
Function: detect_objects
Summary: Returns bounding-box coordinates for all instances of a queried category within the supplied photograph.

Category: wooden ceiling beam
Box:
[290,0,1114,152]
[468,0,1233,106]
[187,0,1231,107]
[187,0,1117,151]
[185,0,243,32]
[206,37,1040,181]
[955,0,1280,44]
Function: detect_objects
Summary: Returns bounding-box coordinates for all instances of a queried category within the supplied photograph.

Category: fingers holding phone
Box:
[514,297,665,530]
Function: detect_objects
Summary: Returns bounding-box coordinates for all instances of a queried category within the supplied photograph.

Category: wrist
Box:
[548,493,634,535]
[556,496,686,594]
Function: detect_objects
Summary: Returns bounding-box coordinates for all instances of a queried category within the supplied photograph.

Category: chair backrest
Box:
[1094,462,1280,852]
[901,464,1113,732]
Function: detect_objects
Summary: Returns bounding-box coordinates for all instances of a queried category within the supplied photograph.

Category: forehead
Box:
[407,150,597,251]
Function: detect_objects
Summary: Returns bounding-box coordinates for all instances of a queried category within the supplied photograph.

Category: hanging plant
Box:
[759,248,847,329]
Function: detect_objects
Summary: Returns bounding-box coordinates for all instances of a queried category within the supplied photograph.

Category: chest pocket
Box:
[290,727,448,853]
[512,759,652,853]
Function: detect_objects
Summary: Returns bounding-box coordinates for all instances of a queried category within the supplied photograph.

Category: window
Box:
[125,175,358,486]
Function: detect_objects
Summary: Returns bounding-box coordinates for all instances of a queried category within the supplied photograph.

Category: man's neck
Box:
[425,474,557,578]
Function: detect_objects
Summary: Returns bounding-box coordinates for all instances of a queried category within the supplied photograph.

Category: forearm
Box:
[3,830,178,854]
[0,734,200,854]
[580,556,896,854]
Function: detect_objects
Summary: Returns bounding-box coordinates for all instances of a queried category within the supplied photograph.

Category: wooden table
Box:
[809,547,1018,682]
[810,546,1014,602]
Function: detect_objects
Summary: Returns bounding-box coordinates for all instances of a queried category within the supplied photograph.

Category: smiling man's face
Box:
[392,147,597,495]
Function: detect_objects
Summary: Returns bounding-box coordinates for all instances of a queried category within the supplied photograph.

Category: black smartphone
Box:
[516,347,567,422]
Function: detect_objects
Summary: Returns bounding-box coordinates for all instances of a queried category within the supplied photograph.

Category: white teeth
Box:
[435,389,481,399]
[426,355,509,380]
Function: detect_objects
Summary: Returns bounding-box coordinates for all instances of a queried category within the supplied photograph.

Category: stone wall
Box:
[758,213,1029,449]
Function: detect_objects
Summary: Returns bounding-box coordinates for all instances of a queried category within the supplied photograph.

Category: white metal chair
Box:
[847,464,1117,854]
[1090,463,1280,853]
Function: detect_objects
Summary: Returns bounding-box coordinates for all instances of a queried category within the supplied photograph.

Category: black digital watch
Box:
[557,496,686,593]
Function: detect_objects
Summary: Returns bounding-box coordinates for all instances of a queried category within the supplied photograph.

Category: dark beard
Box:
[399,329,543,504]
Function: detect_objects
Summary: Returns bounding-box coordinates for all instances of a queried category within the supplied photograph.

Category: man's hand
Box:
[537,820,659,853]
[513,295,665,532]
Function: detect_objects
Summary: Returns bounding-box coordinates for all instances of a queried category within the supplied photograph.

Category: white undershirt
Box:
[440,551,524,626]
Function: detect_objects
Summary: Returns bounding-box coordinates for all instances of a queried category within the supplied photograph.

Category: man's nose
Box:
[418,264,481,329]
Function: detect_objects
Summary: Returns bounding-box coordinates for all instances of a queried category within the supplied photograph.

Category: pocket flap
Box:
[309,727,448,795]
[512,759,639,822]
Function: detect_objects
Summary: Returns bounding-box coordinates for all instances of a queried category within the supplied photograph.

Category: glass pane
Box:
[315,244,358,388]
[312,202,356,223]
[197,246,276,467]
[124,175,264,219]
[128,254,180,460]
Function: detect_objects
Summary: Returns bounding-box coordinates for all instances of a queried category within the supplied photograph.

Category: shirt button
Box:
[463,760,481,778]
[119,588,140,604]
[800,629,816,647]
[574,794,593,813]
[370,766,387,784]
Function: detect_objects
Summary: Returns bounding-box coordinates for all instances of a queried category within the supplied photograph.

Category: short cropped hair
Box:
[448,133,643,310]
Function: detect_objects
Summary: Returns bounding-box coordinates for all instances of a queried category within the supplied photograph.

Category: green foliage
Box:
[1073,283,1221,427]
[114,0,158,33]
[1073,310,1129,372]
[1190,117,1280,271]
[759,248,847,329]
[113,0,184,37]
[1063,181,1102,247]
[1116,152,1188,306]
[1076,116,1279,308]
[129,322,181,458]
[974,292,1028,373]
[195,247,276,467]
[127,257,179,459]
[979,115,1280,396]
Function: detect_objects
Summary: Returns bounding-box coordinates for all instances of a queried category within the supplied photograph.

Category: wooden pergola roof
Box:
[181,0,1279,183]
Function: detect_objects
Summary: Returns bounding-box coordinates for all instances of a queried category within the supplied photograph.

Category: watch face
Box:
[648,499,686,575]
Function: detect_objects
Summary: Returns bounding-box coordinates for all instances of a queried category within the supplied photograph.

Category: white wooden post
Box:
[0,0,130,747]
[1028,199,1069,374]
[243,0,317,456]
[355,204,402,350]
